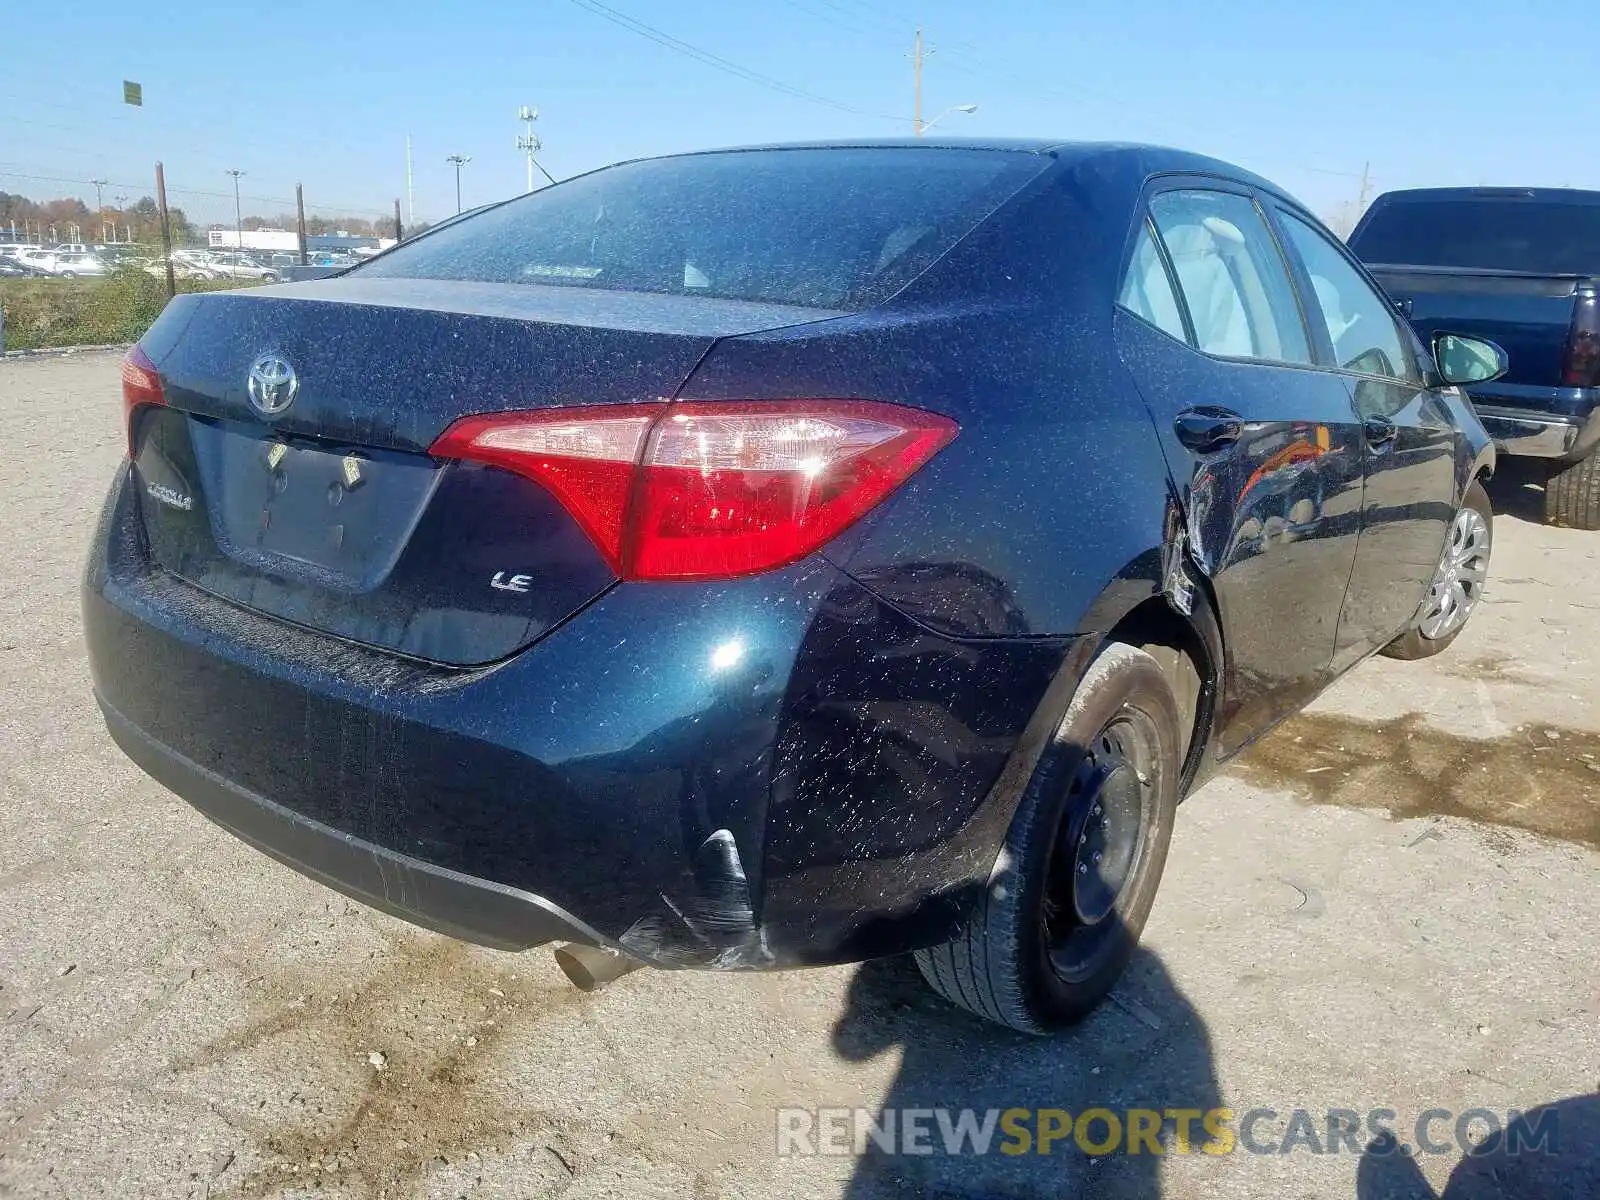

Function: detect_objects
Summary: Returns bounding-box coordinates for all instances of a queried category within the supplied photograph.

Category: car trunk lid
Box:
[131,279,838,665]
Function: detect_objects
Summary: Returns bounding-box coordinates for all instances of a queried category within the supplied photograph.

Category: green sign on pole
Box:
[123,81,142,107]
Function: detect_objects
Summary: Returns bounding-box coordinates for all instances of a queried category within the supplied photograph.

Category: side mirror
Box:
[1433,333,1508,386]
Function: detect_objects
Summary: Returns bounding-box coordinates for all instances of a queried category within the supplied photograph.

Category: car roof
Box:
[619,139,1289,197]
[1370,186,1600,206]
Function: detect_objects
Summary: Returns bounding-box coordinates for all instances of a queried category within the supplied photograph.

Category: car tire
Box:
[1544,451,1600,530]
[58,271,75,279]
[1381,480,1493,661]
[914,642,1182,1034]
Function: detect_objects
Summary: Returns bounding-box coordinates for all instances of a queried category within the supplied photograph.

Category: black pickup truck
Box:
[1350,188,1600,528]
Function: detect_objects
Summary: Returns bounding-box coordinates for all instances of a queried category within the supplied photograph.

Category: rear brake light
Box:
[429,400,958,581]
[121,344,166,456]
[1562,289,1600,387]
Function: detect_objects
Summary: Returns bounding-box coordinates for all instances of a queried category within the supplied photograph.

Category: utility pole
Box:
[225,168,246,249]
[393,198,403,241]
[155,162,176,299]
[1357,162,1372,216]
[911,28,925,136]
[295,183,308,266]
[517,106,542,193]
[446,154,471,214]
[406,133,416,227]
[91,178,107,241]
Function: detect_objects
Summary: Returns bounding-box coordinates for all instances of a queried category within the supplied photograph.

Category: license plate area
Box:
[187,417,443,592]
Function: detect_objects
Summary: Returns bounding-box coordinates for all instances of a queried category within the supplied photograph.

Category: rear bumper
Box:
[1475,407,1588,458]
[1468,384,1600,461]
[100,697,601,952]
[84,463,1072,968]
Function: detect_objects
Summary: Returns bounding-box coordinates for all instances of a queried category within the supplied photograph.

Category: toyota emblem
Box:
[247,353,299,416]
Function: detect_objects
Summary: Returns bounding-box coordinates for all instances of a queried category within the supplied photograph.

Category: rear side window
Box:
[1352,198,1600,273]
[362,148,1047,310]
[1117,223,1188,341]
[1150,189,1312,365]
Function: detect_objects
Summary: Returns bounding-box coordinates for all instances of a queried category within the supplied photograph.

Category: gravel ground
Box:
[0,349,1594,1199]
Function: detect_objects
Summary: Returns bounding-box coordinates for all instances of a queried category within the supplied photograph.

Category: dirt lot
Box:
[0,349,1595,1199]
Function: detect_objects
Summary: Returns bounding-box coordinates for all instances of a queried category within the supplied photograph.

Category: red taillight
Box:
[121,344,166,456]
[429,400,958,581]
[1562,289,1600,387]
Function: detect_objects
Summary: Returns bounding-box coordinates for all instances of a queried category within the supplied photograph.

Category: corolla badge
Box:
[247,353,299,416]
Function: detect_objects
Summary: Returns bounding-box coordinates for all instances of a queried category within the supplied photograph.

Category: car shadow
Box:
[830,944,1220,1198]
[1354,1092,1599,1199]
[1482,462,1549,526]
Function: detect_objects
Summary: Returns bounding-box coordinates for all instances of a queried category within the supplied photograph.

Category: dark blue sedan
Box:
[85,141,1502,1032]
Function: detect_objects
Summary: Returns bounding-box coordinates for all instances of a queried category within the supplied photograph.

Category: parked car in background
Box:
[86,141,1501,1032]
[0,254,46,277]
[43,251,109,278]
[163,249,224,281]
[1350,187,1600,528]
[206,251,281,282]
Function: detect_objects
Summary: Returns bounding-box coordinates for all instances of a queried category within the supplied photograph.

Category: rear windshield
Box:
[1352,198,1600,274]
[361,147,1045,310]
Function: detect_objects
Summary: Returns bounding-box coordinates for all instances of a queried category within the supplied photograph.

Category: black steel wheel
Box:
[1042,708,1165,986]
[916,642,1184,1033]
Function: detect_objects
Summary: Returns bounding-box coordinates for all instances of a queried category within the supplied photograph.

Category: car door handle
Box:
[1363,415,1398,447]
[1173,408,1243,453]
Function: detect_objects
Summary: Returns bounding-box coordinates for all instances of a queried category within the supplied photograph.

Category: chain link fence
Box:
[1,165,414,351]
[2,164,401,248]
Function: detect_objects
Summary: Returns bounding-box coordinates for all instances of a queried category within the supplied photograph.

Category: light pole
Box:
[225,168,246,249]
[910,28,926,136]
[920,104,978,134]
[446,154,471,214]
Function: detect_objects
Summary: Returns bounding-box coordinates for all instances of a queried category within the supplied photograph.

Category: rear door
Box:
[1272,205,1462,666]
[1116,181,1366,754]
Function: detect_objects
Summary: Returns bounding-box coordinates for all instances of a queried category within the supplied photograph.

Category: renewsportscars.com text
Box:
[775,1106,1559,1158]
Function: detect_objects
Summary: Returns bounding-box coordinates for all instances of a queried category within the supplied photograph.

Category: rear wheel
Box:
[1381,481,1492,660]
[915,643,1182,1033]
[1544,451,1600,530]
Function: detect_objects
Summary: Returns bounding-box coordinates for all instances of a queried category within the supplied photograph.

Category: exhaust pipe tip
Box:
[552,942,644,992]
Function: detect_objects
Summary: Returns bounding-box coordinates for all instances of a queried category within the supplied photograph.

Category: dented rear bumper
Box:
[84,463,1076,969]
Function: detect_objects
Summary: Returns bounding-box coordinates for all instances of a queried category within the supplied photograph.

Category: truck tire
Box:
[1544,451,1600,530]
[914,643,1181,1034]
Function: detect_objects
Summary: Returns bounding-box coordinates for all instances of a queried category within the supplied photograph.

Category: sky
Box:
[4,0,1596,231]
